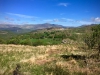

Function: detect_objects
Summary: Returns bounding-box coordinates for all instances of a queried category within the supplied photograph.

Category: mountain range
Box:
[0,23,66,33]
[0,23,99,33]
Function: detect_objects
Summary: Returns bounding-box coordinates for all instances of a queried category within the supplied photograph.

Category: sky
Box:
[0,0,100,27]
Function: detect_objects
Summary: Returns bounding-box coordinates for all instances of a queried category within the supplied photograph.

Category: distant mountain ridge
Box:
[0,23,99,33]
[19,23,66,29]
[0,23,66,33]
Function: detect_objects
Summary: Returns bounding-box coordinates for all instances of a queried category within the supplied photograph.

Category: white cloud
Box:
[93,17,100,22]
[42,18,97,25]
[77,21,93,24]
[43,18,74,23]
[58,3,69,7]
[6,13,38,18]
[61,18,94,24]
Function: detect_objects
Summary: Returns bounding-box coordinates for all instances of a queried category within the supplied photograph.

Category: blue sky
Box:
[0,0,100,27]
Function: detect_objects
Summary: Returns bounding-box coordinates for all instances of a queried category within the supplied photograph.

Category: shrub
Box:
[84,24,100,55]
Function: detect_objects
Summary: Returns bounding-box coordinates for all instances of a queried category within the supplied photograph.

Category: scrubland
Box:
[0,42,100,75]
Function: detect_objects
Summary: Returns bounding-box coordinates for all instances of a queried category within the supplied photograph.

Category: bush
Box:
[84,33,96,49]
[84,24,100,54]
[32,40,44,46]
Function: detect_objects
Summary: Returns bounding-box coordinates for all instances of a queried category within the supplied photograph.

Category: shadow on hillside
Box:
[61,54,86,60]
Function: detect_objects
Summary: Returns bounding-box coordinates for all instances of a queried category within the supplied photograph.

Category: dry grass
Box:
[0,44,100,75]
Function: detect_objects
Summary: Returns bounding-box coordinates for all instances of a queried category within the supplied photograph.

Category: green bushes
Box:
[84,24,100,54]
[85,25,100,48]
[4,31,65,46]
[32,40,44,46]
[84,33,96,49]
[0,28,83,46]
[68,33,78,41]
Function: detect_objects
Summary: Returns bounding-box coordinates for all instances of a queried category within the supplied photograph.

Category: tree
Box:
[84,24,100,54]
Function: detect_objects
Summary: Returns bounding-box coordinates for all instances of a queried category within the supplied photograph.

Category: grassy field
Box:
[0,41,100,75]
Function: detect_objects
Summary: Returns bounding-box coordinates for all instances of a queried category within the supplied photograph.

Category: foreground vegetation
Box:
[0,42,100,75]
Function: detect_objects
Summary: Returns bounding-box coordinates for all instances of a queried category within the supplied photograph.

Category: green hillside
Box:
[0,24,99,46]
[0,24,95,45]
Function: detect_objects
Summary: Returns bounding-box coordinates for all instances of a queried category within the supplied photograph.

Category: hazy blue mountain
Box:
[0,23,66,33]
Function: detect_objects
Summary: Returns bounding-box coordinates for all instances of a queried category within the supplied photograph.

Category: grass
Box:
[0,42,100,75]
